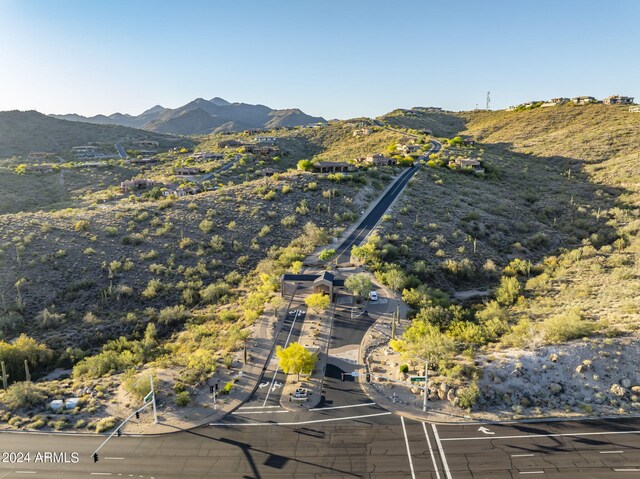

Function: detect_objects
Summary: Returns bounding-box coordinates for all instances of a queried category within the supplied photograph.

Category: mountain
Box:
[50,97,326,135]
[0,110,185,157]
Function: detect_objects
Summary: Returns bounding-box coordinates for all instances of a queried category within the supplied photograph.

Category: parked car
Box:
[369,291,378,301]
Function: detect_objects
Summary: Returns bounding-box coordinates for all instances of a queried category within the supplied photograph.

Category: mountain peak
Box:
[209,97,230,106]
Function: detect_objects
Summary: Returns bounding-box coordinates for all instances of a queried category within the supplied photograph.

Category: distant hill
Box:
[51,97,326,135]
[0,110,185,158]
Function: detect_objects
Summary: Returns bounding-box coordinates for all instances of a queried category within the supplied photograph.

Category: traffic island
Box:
[279,306,334,411]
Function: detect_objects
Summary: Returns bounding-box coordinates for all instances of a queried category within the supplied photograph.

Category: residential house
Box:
[25,165,54,174]
[571,96,597,105]
[132,140,159,148]
[312,161,355,173]
[254,146,280,158]
[603,95,634,105]
[174,167,201,176]
[449,158,485,174]
[120,178,163,192]
[352,128,372,137]
[261,168,277,177]
[72,146,99,159]
[218,139,243,148]
[397,144,421,155]
[137,149,157,156]
[354,153,396,167]
[162,183,203,198]
[630,106,640,113]
[129,157,159,165]
[253,136,278,145]
[193,152,224,161]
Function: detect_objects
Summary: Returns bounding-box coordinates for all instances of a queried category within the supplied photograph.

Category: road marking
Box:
[90,474,112,476]
[262,309,301,407]
[441,429,640,442]
[238,405,282,410]
[15,473,36,475]
[309,402,376,411]
[422,422,441,479]
[614,469,640,472]
[232,409,288,415]
[400,416,416,479]
[432,424,453,479]
[519,472,544,475]
[210,411,392,426]
[105,457,125,460]
[512,454,535,457]
[478,426,495,435]
[600,450,624,454]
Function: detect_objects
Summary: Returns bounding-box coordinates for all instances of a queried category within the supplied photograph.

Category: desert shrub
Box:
[495,276,521,305]
[36,307,65,329]
[158,305,191,326]
[399,364,409,374]
[199,219,214,233]
[122,369,154,400]
[281,215,297,228]
[1,382,47,410]
[457,381,480,409]
[542,311,595,344]
[121,233,144,245]
[447,321,487,345]
[175,391,191,407]
[72,350,137,378]
[500,318,535,348]
[281,185,292,194]
[140,250,158,260]
[0,335,53,384]
[258,225,271,238]
[74,220,90,231]
[95,417,116,433]
[219,380,235,395]
[200,282,230,304]
[142,279,165,299]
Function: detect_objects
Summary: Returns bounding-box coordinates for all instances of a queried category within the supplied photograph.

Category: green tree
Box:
[276,342,317,381]
[390,320,455,367]
[344,273,374,300]
[290,261,303,274]
[297,159,314,172]
[381,267,408,295]
[305,293,330,314]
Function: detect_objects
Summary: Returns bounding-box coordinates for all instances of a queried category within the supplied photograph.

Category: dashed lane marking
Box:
[309,402,376,411]
[600,450,624,454]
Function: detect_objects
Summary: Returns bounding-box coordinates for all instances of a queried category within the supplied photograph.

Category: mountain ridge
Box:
[51,97,326,135]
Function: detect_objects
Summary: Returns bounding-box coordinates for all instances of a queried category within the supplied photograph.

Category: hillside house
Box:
[542,98,569,107]
[254,136,278,145]
[449,158,485,174]
[162,184,202,198]
[352,128,372,137]
[218,139,243,148]
[120,178,163,192]
[571,96,597,105]
[174,167,201,176]
[280,271,345,303]
[132,140,159,148]
[193,152,224,161]
[261,168,277,177]
[312,161,355,173]
[25,165,54,174]
[130,157,159,165]
[72,146,98,159]
[397,144,421,155]
[463,138,476,146]
[354,153,396,167]
[630,106,640,113]
[603,95,634,105]
[254,146,280,158]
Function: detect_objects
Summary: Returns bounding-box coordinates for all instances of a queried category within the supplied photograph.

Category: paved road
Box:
[115,142,127,159]
[334,140,441,264]
[3,415,640,477]
[199,155,242,182]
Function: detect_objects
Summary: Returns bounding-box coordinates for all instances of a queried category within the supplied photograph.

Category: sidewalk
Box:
[279,304,334,411]
[123,298,292,434]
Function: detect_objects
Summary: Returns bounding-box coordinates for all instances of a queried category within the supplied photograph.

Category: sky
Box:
[1,0,639,119]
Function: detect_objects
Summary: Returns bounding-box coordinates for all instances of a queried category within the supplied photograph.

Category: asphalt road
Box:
[199,155,241,182]
[334,140,441,264]
[115,142,127,159]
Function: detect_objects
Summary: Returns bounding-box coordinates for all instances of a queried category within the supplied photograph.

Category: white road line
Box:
[511,454,535,457]
[422,422,441,479]
[105,457,125,460]
[309,402,376,411]
[614,469,640,472]
[90,474,112,476]
[210,411,392,426]
[15,473,36,475]
[519,472,544,475]
[238,405,282,410]
[232,409,288,415]
[600,450,624,454]
[441,429,640,442]
[262,310,301,407]
[432,424,453,479]
[400,416,416,479]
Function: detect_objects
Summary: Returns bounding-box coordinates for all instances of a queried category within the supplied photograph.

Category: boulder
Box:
[440,383,449,394]
[493,376,502,385]
[438,389,446,400]
[576,364,586,374]
[549,353,558,362]
[631,386,640,394]
[447,389,456,403]
[621,379,632,388]
[549,383,562,394]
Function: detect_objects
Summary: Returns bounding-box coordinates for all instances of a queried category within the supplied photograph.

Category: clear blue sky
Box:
[1,0,638,119]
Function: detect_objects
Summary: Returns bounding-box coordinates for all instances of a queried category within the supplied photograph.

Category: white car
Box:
[369,291,378,301]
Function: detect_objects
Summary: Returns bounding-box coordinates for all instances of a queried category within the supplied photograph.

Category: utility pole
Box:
[486,91,491,110]
[24,360,30,382]
[1,361,8,390]
[423,358,429,412]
